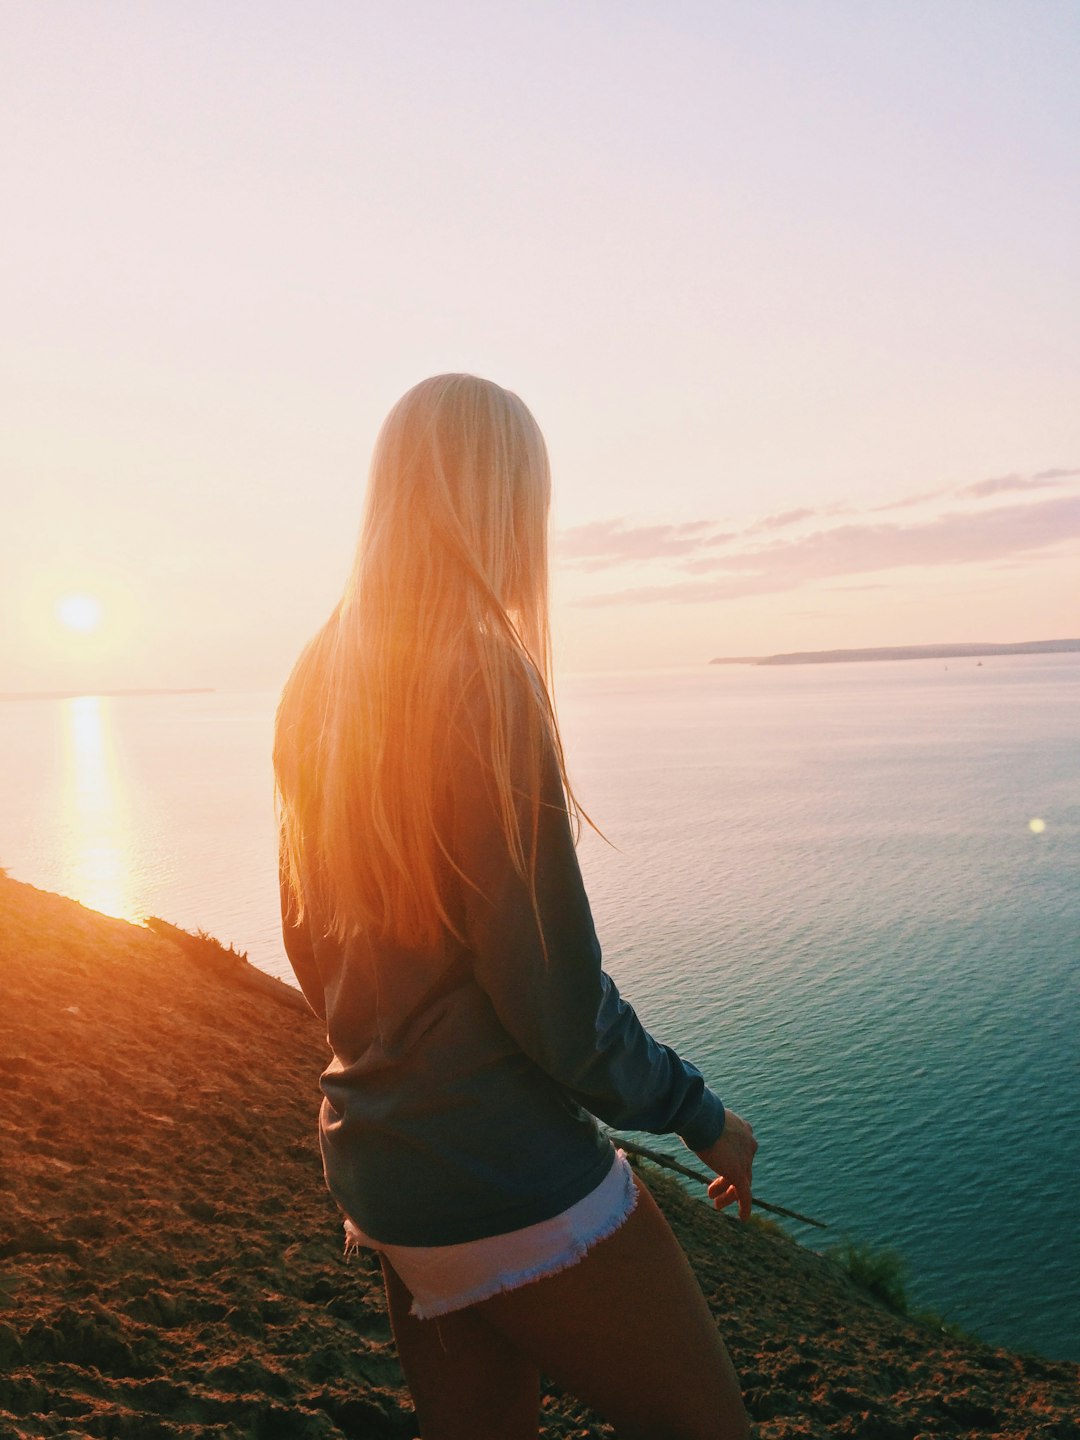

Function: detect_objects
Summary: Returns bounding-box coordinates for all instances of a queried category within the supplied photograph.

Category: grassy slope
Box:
[1,876,1076,1439]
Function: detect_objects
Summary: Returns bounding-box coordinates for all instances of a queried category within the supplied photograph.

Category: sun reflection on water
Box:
[60,695,134,920]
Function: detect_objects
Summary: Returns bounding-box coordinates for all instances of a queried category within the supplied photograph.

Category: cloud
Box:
[871,489,949,512]
[576,494,1080,607]
[555,518,734,570]
[873,466,1080,510]
[746,506,817,533]
[1033,467,1080,482]
[957,473,1066,499]
[556,465,1080,579]
[557,508,821,572]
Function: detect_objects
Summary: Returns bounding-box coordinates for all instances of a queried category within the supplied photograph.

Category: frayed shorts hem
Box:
[342,1149,638,1320]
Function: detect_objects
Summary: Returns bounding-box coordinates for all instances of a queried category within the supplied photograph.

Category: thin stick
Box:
[608,1135,828,1230]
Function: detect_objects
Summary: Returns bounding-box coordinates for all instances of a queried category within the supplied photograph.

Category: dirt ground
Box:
[1,875,1077,1438]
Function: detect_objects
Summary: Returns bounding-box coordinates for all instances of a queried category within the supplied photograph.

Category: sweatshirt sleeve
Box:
[449,681,726,1153]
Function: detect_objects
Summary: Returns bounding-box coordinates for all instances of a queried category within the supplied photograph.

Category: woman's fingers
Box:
[706,1175,742,1209]
[709,1182,738,1211]
[693,1110,758,1222]
[735,1175,753,1222]
[707,1168,753,1219]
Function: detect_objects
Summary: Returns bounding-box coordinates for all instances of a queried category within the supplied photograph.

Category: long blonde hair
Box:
[273,373,579,950]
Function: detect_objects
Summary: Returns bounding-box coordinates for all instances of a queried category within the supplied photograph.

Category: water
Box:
[2,657,1077,1361]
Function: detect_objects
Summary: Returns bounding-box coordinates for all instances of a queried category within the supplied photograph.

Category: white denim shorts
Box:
[342,1149,638,1319]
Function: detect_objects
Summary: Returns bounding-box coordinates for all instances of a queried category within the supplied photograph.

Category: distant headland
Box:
[710,639,1080,667]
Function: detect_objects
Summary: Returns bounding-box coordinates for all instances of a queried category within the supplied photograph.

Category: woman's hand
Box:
[692,1110,758,1221]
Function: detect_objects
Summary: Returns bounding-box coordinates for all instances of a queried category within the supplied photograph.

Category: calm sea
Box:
[2,658,1077,1361]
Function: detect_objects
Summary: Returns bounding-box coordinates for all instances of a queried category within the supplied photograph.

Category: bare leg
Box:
[380,1173,748,1440]
[475,1174,750,1440]
[380,1255,541,1440]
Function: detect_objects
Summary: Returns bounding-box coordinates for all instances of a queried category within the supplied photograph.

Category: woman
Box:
[273,374,756,1440]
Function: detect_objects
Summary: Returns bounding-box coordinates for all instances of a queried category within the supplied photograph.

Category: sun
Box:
[57,594,103,633]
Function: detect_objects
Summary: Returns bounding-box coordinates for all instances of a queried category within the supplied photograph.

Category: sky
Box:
[2,1,1078,691]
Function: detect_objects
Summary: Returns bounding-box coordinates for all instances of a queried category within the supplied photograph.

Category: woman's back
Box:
[282,658,722,1246]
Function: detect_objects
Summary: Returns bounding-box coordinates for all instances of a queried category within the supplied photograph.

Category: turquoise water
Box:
[1,656,1077,1359]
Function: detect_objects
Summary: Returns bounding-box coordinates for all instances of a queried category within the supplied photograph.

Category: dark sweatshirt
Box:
[280,673,726,1247]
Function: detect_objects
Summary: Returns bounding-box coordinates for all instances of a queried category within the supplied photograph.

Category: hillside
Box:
[1,875,1077,1438]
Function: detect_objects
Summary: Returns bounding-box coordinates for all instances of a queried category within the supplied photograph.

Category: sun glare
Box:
[57,594,103,633]
[61,695,134,921]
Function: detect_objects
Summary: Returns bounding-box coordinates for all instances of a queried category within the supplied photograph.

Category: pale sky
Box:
[2,1,1078,691]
